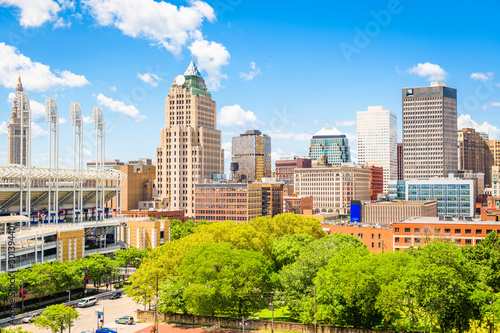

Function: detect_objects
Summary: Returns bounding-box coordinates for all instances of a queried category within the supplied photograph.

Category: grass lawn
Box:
[251,307,298,323]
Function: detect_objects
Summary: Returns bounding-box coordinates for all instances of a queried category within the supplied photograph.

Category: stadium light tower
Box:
[45,97,59,223]
[93,107,105,221]
[71,102,83,223]
[19,92,31,219]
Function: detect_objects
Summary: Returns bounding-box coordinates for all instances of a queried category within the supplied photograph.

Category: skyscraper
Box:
[231,130,271,182]
[397,143,404,181]
[309,126,350,166]
[457,128,492,187]
[402,82,457,179]
[156,61,224,217]
[7,76,27,165]
[357,106,397,193]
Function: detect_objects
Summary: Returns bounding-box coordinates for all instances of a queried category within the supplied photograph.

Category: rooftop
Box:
[184,60,201,77]
[396,216,499,225]
[313,126,344,137]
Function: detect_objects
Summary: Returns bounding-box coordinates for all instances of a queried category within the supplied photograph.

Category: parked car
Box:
[109,291,122,300]
[21,313,39,323]
[115,316,134,325]
[78,296,97,307]
[96,328,117,333]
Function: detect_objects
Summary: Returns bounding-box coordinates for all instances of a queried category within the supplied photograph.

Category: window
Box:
[465,239,472,245]
[378,242,381,248]
[358,233,363,239]
[371,233,374,239]
[455,239,461,244]
[378,234,381,239]
[371,242,374,248]
[465,229,471,234]
[405,228,411,233]
[444,228,450,234]
[434,228,441,234]
[455,229,461,234]
[405,237,411,243]
[415,238,421,243]
[395,227,400,232]
[395,237,400,243]
[414,228,420,233]
[476,229,482,235]
[486,230,493,235]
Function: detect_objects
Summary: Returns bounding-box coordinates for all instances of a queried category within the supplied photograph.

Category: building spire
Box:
[16,73,23,92]
[184,59,201,77]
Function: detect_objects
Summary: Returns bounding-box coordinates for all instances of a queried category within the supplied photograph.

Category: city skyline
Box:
[0,1,500,172]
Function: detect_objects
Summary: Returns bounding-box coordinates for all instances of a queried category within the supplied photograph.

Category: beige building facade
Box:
[294,165,371,215]
[156,61,224,217]
[457,128,492,186]
[7,76,27,165]
[362,200,437,225]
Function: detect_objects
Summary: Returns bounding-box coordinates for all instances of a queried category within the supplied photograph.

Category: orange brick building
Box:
[284,194,313,214]
[393,216,500,250]
[480,197,500,221]
[366,165,383,200]
[321,224,393,253]
[122,209,187,221]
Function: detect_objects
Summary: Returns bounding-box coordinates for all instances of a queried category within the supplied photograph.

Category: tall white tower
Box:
[357,106,397,193]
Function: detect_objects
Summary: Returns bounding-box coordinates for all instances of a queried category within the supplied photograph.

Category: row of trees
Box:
[127,213,500,333]
[0,248,149,313]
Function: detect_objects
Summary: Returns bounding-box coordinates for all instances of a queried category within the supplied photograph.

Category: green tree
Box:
[113,247,150,268]
[1,327,31,333]
[178,242,271,316]
[278,233,367,318]
[82,253,116,291]
[0,272,13,314]
[22,263,52,307]
[169,219,195,240]
[271,234,316,271]
[407,241,482,333]
[314,246,378,328]
[34,304,79,333]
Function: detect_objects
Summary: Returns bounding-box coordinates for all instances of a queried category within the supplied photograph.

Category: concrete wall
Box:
[137,311,401,333]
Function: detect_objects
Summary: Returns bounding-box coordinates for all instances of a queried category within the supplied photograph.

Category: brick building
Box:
[275,156,311,181]
[321,224,393,253]
[284,194,313,214]
[366,165,383,200]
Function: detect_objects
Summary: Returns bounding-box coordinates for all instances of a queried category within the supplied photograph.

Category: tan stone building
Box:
[156,61,224,217]
[126,220,168,250]
[108,164,156,211]
[487,140,500,167]
[194,182,283,222]
[361,200,437,225]
[457,128,492,186]
[294,165,371,215]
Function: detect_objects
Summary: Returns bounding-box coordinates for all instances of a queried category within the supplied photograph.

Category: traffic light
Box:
[22,289,26,298]
[19,289,26,298]
[85,276,89,284]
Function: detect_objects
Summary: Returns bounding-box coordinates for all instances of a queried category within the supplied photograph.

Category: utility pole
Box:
[155,274,159,333]
[313,286,317,333]
[270,293,274,333]
[21,277,25,314]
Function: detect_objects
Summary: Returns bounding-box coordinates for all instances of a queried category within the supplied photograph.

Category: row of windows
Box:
[394,227,498,235]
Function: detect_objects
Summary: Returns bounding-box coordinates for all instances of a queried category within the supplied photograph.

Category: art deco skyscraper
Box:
[357,106,397,193]
[7,76,27,165]
[402,82,457,179]
[231,130,271,182]
[156,61,224,217]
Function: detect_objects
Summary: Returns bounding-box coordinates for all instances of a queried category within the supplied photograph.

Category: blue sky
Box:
[1,0,499,172]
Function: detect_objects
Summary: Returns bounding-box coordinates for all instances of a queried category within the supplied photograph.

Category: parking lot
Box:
[8,294,151,333]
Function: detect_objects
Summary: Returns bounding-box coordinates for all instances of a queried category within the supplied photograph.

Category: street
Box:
[8,295,152,333]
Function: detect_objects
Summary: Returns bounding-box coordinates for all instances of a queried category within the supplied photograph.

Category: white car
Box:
[21,313,39,323]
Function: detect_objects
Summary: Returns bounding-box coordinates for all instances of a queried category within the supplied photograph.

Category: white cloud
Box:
[407,62,447,81]
[83,0,215,54]
[189,39,230,91]
[31,122,48,138]
[458,114,500,140]
[222,141,231,159]
[7,92,15,104]
[96,93,146,121]
[218,105,259,128]
[30,99,46,121]
[334,120,356,127]
[266,130,311,142]
[0,121,7,135]
[59,117,67,124]
[0,43,89,92]
[137,72,161,87]
[83,147,92,156]
[482,101,500,110]
[470,72,494,82]
[239,61,261,81]
[82,115,93,124]
[109,86,117,91]
[0,0,61,27]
